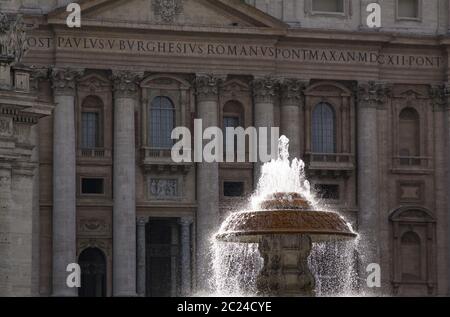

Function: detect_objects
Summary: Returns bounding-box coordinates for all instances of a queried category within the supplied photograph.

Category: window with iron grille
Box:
[149,96,175,149]
[81,112,100,149]
[312,102,336,153]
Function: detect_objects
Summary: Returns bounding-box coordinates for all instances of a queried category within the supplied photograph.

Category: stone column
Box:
[195,74,222,291]
[51,68,82,296]
[280,79,305,159]
[252,77,278,184]
[179,217,193,296]
[0,164,12,296]
[136,217,147,297]
[447,91,450,297]
[111,71,142,297]
[440,84,450,296]
[30,67,48,296]
[356,82,387,292]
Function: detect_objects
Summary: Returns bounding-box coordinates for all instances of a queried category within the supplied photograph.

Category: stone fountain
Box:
[214,136,357,297]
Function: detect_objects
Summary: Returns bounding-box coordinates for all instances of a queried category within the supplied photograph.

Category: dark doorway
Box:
[78,247,107,297]
[146,218,179,297]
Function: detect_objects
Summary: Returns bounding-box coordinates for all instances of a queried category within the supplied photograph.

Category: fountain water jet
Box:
[214,136,357,296]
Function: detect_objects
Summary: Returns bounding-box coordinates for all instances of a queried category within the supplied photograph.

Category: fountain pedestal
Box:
[257,234,315,297]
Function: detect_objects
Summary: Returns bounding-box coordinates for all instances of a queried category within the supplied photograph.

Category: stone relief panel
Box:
[13,122,30,144]
[397,181,424,204]
[0,117,13,137]
[148,177,180,200]
[78,217,111,236]
[152,0,183,23]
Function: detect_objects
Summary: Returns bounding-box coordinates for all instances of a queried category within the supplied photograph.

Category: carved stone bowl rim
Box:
[216,209,357,243]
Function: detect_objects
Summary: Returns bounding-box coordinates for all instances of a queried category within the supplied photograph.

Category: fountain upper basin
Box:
[216,193,357,243]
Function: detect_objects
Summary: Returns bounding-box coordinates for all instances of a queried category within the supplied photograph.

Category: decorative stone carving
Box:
[429,84,450,111]
[152,0,183,23]
[0,232,10,245]
[257,234,315,296]
[13,123,31,144]
[281,79,306,106]
[0,117,13,137]
[252,77,279,103]
[78,238,111,256]
[357,81,390,108]
[195,74,222,102]
[78,74,111,93]
[29,66,49,92]
[149,178,178,199]
[78,218,110,234]
[0,175,10,187]
[51,68,83,96]
[0,13,28,64]
[221,79,250,99]
[111,70,143,99]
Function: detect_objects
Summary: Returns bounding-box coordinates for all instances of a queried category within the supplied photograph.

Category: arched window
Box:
[78,247,106,297]
[400,231,421,281]
[81,96,103,149]
[312,103,336,153]
[399,107,420,158]
[149,96,175,148]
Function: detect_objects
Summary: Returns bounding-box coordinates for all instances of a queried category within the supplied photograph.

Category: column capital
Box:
[137,217,148,226]
[111,70,144,99]
[179,217,194,226]
[30,66,49,92]
[280,79,306,107]
[51,68,84,96]
[357,81,390,109]
[195,74,224,102]
[429,84,450,111]
[252,76,279,104]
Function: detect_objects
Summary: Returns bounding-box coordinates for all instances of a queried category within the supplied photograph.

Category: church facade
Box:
[0,0,449,297]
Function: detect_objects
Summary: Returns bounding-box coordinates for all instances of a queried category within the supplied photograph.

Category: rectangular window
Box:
[224,182,244,197]
[398,0,419,19]
[312,0,344,13]
[315,184,339,200]
[81,112,99,148]
[81,178,104,195]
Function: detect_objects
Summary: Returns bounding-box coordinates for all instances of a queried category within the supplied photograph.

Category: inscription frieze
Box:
[25,35,443,69]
